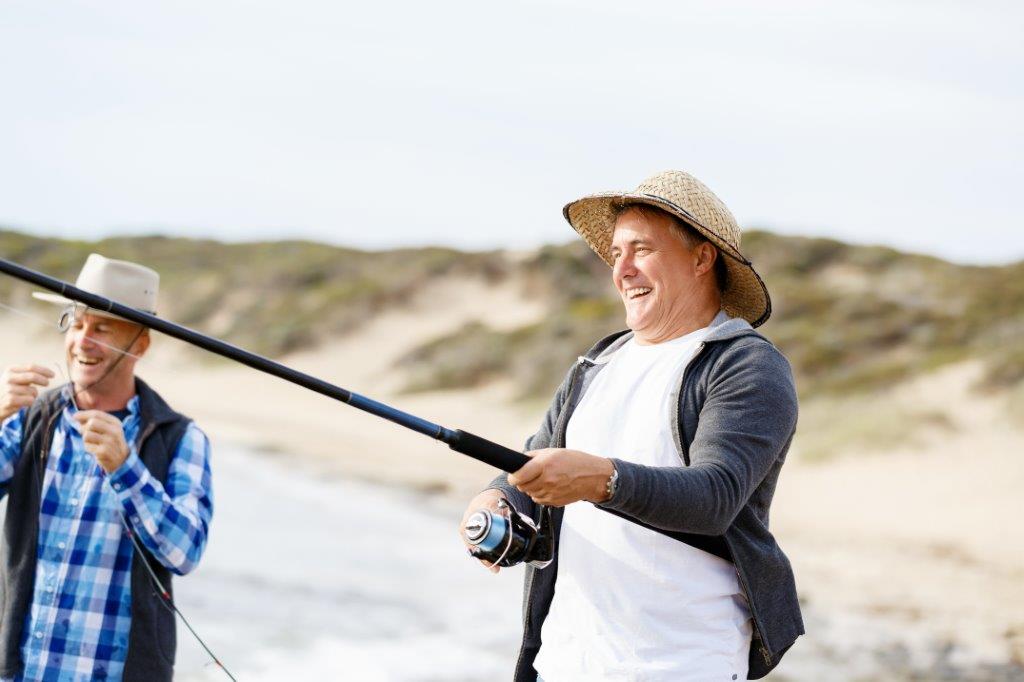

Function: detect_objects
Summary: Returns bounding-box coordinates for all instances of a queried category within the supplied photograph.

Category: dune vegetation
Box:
[397,234,1024,401]
[2,228,1021,403]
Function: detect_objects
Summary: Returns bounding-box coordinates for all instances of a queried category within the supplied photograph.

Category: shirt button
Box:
[70,498,79,506]
[46,586,54,593]
[113,483,122,490]
[34,632,42,639]
[57,542,66,549]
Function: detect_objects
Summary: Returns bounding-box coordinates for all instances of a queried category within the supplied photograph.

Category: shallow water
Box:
[0,314,530,679]
[0,441,523,681]
[173,444,523,681]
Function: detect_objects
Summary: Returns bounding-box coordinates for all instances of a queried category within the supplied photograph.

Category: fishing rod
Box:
[0,256,729,563]
[0,256,528,473]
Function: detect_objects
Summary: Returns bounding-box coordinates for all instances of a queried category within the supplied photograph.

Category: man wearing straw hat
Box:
[462,171,802,680]
[0,254,213,682]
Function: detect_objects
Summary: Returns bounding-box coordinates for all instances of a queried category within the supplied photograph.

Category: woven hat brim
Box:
[563,192,772,327]
[31,292,155,324]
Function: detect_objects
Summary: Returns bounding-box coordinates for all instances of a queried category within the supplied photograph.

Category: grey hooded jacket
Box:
[489,313,803,680]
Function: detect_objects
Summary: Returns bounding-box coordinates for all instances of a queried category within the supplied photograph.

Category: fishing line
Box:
[119,512,237,682]
[0,299,56,327]
[1,297,236,680]
[0,299,145,362]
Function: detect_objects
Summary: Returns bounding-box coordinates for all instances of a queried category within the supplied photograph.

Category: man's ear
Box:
[132,329,151,358]
[694,241,718,277]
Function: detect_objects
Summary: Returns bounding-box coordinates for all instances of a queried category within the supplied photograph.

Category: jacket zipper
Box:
[727,534,773,666]
[553,359,588,448]
[672,342,705,466]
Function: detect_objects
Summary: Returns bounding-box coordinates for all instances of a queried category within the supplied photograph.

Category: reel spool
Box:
[463,499,553,569]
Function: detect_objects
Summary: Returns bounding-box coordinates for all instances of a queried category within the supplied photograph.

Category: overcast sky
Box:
[1,0,1020,264]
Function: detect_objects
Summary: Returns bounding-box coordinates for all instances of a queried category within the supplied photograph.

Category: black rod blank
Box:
[0,257,529,473]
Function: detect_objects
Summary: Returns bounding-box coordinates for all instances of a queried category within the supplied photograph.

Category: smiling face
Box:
[610,206,722,344]
[64,311,149,396]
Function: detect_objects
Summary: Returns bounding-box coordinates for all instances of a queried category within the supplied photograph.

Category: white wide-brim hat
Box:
[563,170,772,327]
[33,253,159,322]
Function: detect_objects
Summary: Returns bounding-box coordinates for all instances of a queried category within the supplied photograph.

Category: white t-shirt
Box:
[534,323,752,682]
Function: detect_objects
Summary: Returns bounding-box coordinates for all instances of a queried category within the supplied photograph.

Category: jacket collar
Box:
[583,310,763,365]
[133,377,181,429]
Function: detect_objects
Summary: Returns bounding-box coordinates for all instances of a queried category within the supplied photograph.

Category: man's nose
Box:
[614,253,637,280]
[73,329,96,350]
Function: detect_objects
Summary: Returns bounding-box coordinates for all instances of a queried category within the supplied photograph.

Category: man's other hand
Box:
[509,448,614,507]
[459,489,508,574]
[0,365,54,421]
[73,411,129,473]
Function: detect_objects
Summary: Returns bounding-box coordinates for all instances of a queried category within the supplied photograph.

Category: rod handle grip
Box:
[447,430,529,473]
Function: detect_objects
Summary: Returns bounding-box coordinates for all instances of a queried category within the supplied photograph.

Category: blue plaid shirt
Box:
[0,388,213,681]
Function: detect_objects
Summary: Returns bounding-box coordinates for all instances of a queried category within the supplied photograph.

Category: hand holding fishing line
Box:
[72,411,130,473]
[0,364,55,421]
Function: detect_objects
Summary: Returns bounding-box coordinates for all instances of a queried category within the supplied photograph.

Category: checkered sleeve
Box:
[0,409,26,498]
[106,422,213,575]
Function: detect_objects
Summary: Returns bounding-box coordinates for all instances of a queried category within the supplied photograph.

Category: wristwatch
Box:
[605,462,619,502]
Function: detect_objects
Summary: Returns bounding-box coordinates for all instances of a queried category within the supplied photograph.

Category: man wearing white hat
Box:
[0,254,213,682]
[462,171,802,680]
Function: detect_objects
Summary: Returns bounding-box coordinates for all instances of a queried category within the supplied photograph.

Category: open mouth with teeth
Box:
[74,356,103,367]
[625,287,652,300]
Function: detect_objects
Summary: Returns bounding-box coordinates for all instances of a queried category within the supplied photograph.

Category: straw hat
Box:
[562,170,771,327]
[33,253,159,322]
